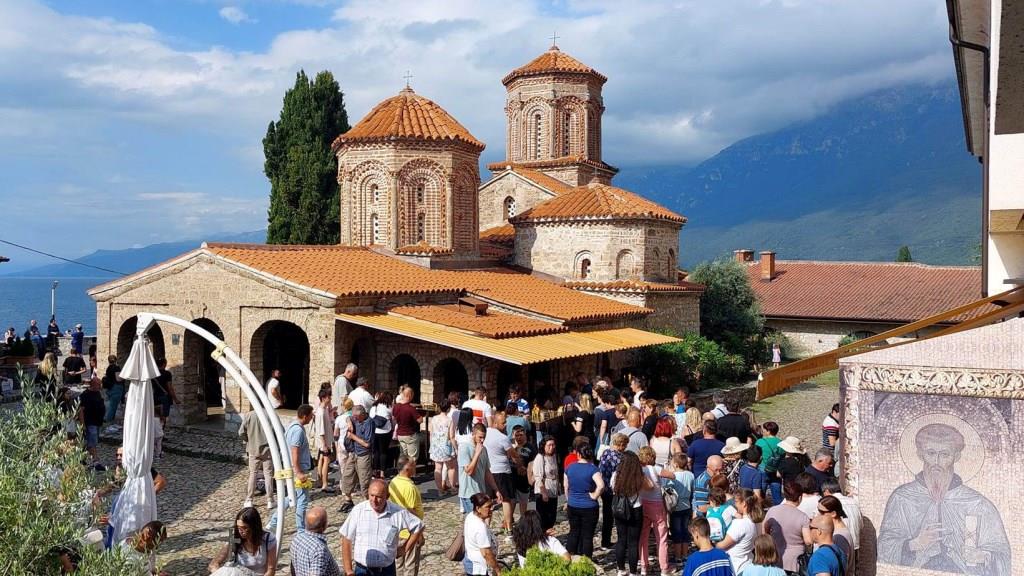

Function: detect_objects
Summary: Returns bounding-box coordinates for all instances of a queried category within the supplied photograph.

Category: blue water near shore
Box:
[0,277,111,335]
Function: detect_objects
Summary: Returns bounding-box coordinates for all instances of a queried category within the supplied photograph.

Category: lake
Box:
[0,277,112,335]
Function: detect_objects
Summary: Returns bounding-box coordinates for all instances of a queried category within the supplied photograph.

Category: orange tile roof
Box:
[395,242,454,256]
[511,167,576,196]
[511,182,686,224]
[486,157,618,175]
[389,304,566,338]
[503,46,607,85]
[744,260,993,323]
[332,87,484,151]
[479,224,515,245]
[564,280,705,293]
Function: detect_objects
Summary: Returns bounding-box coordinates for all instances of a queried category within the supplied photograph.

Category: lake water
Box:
[0,277,112,335]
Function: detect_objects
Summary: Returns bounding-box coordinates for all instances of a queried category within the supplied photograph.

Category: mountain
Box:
[616,82,982,267]
[3,230,267,278]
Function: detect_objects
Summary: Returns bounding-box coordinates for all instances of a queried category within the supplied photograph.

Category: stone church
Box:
[89,44,703,424]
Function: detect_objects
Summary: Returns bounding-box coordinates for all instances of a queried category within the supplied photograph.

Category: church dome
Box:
[510,182,685,224]
[502,45,607,86]
[332,87,485,152]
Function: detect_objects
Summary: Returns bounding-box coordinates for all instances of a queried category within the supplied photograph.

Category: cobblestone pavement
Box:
[98,376,839,575]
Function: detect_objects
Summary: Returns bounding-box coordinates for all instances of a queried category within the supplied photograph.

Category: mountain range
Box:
[5,81,981,278]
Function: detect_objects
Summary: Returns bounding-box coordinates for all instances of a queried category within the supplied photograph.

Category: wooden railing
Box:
[756,284,1024,400]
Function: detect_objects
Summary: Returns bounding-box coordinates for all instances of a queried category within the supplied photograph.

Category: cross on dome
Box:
[403,70,414,89]
[550,31,560,50]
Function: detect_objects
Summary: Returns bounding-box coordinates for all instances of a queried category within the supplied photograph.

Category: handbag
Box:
[662,483,679,511]
[611,492,637,521]
[444,532,465,562]
[793,545,811,576]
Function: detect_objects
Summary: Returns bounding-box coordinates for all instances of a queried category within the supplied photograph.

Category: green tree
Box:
[896,245,913,262]
[688,258,765,366]
[264,70,350,244]
[634,331,746,393]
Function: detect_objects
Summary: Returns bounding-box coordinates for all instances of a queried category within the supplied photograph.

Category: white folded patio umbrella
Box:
[109,334,161,544]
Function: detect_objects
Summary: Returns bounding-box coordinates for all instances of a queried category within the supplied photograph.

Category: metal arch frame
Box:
[135,312,296,546]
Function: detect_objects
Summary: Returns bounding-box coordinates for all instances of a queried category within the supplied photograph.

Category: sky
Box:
[0,0,956,269]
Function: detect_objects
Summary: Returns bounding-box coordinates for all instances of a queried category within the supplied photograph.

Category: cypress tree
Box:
[896,245,913,262]
[264,70,349,244]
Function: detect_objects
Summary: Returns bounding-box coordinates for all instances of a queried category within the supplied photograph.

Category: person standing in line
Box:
[458,423,502,514]
[510,425,535,523]
[595,392,621,451]
[807,514,846,576]
[820,479,861,558]
[152,357,176,427]
[47,316,60,352]
[804,450,834,494]
[388,455,425,576]
[78,374,105,464]
[428,397,456,497]
[291,507,341,576]
[340,479,424,576]
[333,363,357,410]
[462,386,493,426]
[597,433,628,551]
[370,392,394,477]
[637,446,670,576]
[682,518,735,576]
[340,405,374,513]
[612,451,645,576]
[692,455,724,517]
[564,442,604,558]
[485,411,520,536]
[239,407,275,510]
[688,420,726,478]
[716,489,762,574]
[62,347,87,385]
[267,404,314,533]
[821,404,840,459]
[737,447,768,500]
[762,481,812,573]
[531,435,560,531]
[334,398,355,502]
[816,496,854,574]
[349,377,373,413]
[463,493,501,576]
[754,422,783,504]
[70,323,84,355]
[314,388,336,494]
[266,369,283,410]
[102,354,124,429]
[392,386,423,466]
[742,535,787,576]
[665,453,694,566]
[620,408,649,455]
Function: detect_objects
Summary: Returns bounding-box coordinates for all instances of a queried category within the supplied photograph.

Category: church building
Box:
[89,44,702,424]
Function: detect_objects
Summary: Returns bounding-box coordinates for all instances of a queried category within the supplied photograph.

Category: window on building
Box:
[668,248,676,276]
[371,213,381,244]
[416,213,425,243]
[563,111,572,156]
[533,113,542,160]
[580,258,591,279]
[371,183,380,203]
[504,196,516,220]
[616,250,635,280]
[653,248,662,276]
[415,184,424,203]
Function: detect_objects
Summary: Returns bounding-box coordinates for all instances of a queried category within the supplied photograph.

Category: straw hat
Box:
[721,436,750,455]
[778,436,805,454]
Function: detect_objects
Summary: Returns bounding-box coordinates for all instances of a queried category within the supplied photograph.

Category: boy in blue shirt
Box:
[683,517,735,576]
[737,446,768,500]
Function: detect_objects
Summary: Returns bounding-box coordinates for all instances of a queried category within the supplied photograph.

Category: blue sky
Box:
[1,0,955,270]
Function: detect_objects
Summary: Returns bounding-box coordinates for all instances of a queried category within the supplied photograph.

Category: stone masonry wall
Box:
[478,172,556,231]
[768,318,946,358]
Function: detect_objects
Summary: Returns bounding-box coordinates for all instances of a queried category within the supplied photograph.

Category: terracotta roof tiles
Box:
[486,157,618,175]
[389,304,566,338]
[333,87,484,151]
[564,280,705,293]
[511,182,686,224]
[479,224,515,245]
[745,260,992,323]
[503,46,607,85]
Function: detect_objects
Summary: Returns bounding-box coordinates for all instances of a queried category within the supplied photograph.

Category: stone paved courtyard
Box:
[106,376,838,575]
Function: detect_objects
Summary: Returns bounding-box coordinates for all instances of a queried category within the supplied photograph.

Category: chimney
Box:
[734,249,754,263]
[760,251,776,281]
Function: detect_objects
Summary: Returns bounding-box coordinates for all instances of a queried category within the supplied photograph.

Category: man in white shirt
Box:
[349,377,374,413]
[462,386,493,427]
[484,412,520,533]
[333,363,357,410]
[266,369,283,409]
[340,479,424,576]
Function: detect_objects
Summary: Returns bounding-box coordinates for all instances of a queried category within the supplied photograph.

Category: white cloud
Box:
[219,6,255,25]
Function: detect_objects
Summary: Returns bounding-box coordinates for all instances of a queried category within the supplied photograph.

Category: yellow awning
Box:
[336,312,680,365]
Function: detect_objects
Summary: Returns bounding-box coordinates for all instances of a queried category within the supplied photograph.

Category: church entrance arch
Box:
[389,354,421,402]
[116,316,165,365]
[433,358,468,402]
[251,320,310,410]
[183,318,223,412]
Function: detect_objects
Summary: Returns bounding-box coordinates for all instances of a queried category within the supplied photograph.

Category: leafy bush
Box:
[0,373,144,574]
[688,258,765,369]
[505,548,596,576]
[634,332,747,394]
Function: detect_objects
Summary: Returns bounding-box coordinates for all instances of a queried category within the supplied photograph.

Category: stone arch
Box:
[183,317,224,413]
[556,97,587,157]
[433,357,469,401]
[348,160,390,245]
[667,248,676,276]
[115,316,165,366]
[503,196,517,221]
[389,354,422,403]
[521,98,552,161]
[398,158,447,247]
[616,249,636,280]
[652,248,662,278]
[574,250,593,280]
[251,320,310,409]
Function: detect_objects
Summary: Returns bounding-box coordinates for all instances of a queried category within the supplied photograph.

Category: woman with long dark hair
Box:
[531,435,561,530]
[817,495,855,574]
[371,391,394,476]
[511,510,570,566]
[612,451,645,576]
[563,442,604,557]
[208,507,277,575]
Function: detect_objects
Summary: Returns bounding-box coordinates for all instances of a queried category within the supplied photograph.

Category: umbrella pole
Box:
[136,313,297,547]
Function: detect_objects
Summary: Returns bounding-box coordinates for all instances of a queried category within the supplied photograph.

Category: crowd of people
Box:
[220,362,857,576]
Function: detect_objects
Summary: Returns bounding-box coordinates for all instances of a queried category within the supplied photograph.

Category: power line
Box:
[0,239,128,276]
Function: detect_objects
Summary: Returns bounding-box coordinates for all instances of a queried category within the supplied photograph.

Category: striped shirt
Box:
[692,470,711,516]
[821,414,840,455]
[683,548,735,576]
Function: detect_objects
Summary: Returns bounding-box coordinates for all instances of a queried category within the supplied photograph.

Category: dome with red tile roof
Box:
[502,45,607,86]
[332,87,485,151]
[510,182,685,224]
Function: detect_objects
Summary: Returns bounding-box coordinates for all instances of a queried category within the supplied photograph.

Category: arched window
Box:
[504,196,516,220]
[416,213,425,243]
[667,248,676,276]
[580,258,591,279]
[415,184,424,203]
[616,250,635,280]
[533,113,542,160]
[371,213,381,244]
[653,248,662,277]
[562,111,572,156]
[371,183,380,203]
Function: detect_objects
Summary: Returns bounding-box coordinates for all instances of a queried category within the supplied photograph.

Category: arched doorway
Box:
[116,316,165,365]
[184,318,223,412]
[433,358,468,402]
[252,321,310,410]
[389,354,421,402]
[496,363,521,409]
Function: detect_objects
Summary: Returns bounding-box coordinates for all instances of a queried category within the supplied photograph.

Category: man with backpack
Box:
[808,514,847,576]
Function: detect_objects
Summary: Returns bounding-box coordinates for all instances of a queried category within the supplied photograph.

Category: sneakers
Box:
[243,499,253,508]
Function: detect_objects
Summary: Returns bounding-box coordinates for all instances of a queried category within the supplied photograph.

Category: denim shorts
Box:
[85,425,100,449]
[669,509,691,544]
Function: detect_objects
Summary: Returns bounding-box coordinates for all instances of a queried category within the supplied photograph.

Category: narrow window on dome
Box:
[563,111,572,156]
[580,258,591,279]
[504,196,516,220]
[416,213,425,243]
[371,213,381,244]
[533,113,542,160]
[416,184,424,203]
[371,183,379,203]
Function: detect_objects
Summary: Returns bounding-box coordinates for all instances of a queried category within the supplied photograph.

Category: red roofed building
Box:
[738,249,987,356]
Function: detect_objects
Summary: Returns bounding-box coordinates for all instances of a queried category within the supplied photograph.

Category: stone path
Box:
[99,376,839,575]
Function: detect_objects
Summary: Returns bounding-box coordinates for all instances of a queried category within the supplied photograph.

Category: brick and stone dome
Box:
[502,45,607,86]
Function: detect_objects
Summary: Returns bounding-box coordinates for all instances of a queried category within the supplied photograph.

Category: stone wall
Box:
[767,318,946,358]
[643,291,701,335]
[478,171,556,231]
[513,220,681,283]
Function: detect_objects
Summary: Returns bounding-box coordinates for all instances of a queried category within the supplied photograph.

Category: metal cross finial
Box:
[550,31,560,48]
[403,70,413,88]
